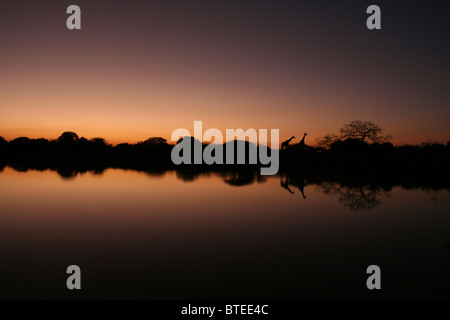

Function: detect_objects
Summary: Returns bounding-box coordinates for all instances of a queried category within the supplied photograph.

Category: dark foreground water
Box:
[0,167,449,299]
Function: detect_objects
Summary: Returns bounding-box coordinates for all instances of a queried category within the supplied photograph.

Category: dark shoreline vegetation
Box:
[0,131,449,178]
[1,131,449,211]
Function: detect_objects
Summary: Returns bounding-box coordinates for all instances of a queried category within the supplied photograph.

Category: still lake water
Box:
[0,167,449,299]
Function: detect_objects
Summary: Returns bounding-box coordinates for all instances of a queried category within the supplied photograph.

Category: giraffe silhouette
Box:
[281,136,295,149]
[298,132,307,148]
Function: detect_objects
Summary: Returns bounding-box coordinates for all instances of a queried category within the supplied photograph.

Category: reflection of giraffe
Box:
[281,136,295,149]
[297,184,306,199]
[298,132,307,148]
[281,176,294,194]
[280,173,307,198]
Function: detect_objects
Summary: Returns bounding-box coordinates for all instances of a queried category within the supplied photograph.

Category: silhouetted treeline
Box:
[0,132,173,169]
[280,138,450,179]
[0,132,272,171]
[0,132,449,180]
[1,132,449,211]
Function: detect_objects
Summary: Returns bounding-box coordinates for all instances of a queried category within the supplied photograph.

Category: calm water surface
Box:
[0,167,449,299]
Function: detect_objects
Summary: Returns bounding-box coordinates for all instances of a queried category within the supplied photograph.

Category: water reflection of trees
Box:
[175,169,267,185]
[219,170,267,186]
[2,165,448,212]
[278,172,391,210]
[316,182,391,211]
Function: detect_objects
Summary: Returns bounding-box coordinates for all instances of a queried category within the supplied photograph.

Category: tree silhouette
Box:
[315,133,339,149]
[90,137,110,147]
[339,120,392,143]
[139,137,168,147]
[9,137,31,146]
[0,136,7,151]
[57,131,79,144]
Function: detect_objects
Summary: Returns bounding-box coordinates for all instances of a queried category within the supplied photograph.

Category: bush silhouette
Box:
[57,131,79,144]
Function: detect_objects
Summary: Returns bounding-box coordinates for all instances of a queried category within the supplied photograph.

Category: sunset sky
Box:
[0,0,449,146]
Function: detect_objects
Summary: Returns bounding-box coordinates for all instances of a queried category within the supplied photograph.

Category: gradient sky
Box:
[0,0,449,145]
